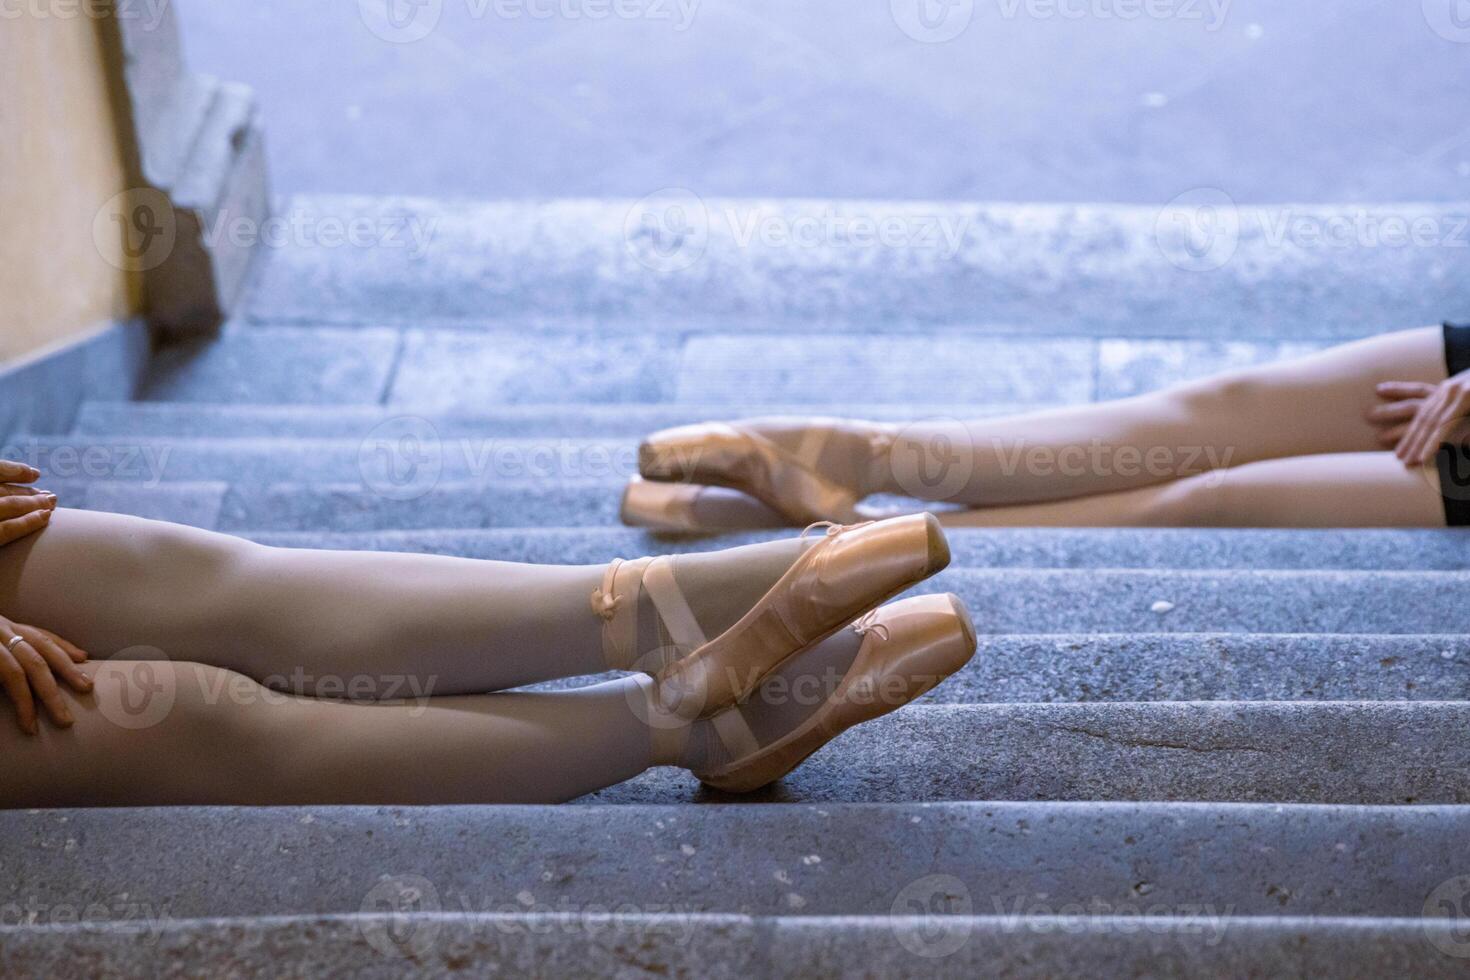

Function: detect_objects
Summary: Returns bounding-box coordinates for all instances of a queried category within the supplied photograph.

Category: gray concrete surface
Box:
[592,701,1470,804]
[4,802,1466,918]
[243,197,1470,337]
[177,0,1470,204]
[6,915,1464,979]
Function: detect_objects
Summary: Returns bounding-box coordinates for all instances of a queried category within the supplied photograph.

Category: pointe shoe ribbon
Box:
[655,512,951,720]
[593,554,764,747]
[595,556,711,674]
[694,592,978,793]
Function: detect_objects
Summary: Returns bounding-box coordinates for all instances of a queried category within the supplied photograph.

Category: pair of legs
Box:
[0,509,864,806]
[893,326,1449,526]
[673,327,1447,528]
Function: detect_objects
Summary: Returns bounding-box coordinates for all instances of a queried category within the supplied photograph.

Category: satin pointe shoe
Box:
[653,512,950,719]
[693,593,977,793]
[638,418,896,525]
[620,477,789,533]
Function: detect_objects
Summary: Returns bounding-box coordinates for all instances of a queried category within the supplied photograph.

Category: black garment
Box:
[1445,321,1470,377]
[1438,322,1470,526]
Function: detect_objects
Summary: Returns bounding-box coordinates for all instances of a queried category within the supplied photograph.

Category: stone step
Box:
[911,568,1470,634]
[521,634,1470,704]
[591,702,1470,804]
[135,324,1343,407]
[4,803,1464,920]
[74,400,1023,438]
[4,915,1462,978]
[248,195,1470,341]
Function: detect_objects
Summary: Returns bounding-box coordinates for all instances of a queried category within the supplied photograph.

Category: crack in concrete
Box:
[1054,725,1271,756]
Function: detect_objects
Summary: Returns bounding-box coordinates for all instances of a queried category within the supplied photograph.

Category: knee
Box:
[1172,370,1259,421]
[1140,472,1226,526]
[88,660,265,737]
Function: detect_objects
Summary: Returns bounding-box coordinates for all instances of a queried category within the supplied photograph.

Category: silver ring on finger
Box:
[4,635,24,651]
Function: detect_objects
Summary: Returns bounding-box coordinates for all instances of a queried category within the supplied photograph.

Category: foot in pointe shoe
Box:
[620,477,789,533]
[637,418,896,525]
[653,512,950,720]
[688,593,977,793]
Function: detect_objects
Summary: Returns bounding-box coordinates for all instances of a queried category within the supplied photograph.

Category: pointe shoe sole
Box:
[657,512,951,720]
[695,593,978,794]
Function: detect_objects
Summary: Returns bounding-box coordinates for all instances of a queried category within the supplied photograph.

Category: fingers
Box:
[1376,422,1409,448]
[0,506,53,547]
[0,483,49,498]
[0,644,38,736]
[1399,384,1470,466]
[1376,381,1436,402]
[31,625,88,665]
[0,492,55,520]
[1367,399,1422,425]
[1395,386,1444,465]
[0,461,40,485]
[10,636,74,729]
[17,625,92,694]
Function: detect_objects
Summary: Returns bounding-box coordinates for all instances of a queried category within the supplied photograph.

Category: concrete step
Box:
[247,195,1470,340]
[13,434,641,484]
[912,568,1470,634]
[523,634,1470,704]
[140,324,1109,407]
[590,702,1470,804]
[75,400,1026,438]
[5,915,1462,978]
[133,324,1342,407]
[4,803,1464,920]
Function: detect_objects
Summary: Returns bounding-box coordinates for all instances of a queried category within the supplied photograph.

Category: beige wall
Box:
[0,10,142,364]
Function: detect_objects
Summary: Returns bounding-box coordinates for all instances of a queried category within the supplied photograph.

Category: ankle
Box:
[861,421,900,496]
[632,675,702,767]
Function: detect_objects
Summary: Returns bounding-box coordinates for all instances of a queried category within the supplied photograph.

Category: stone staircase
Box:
[3,196,1470,976]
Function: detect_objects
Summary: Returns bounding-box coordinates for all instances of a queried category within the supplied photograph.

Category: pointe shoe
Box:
[655,512,950,719]
[638,418,895,525]
[693,593,977,793]
[620,477,789,533]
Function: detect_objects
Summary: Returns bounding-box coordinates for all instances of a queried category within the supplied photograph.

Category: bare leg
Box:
[878,327,1447,507]
[938,452,1447,528]
[0,509,808,696]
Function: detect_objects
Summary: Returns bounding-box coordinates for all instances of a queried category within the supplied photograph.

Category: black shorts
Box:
[1436,322,1470,526]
